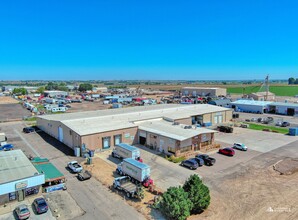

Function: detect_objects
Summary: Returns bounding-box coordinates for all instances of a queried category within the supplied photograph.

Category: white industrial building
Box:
[0,150,45,205]
[231,100,273,114]
[181,87,227,97]
[267,102,298,116]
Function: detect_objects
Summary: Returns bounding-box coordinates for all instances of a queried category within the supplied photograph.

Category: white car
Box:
[233,143,248,151]
[67,161,83,173]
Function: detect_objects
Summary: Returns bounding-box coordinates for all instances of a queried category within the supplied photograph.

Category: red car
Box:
[219,147,235,156]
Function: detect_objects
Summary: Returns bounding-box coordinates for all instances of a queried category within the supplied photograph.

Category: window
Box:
[102,137,111,149]
[168,146,176,154]
[114,135,122,145]
[180,146,192,153]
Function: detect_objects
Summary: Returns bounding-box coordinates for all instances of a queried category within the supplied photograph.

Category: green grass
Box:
[165,155,186,163]
[245,123,289,134]
[24,117,36,121]
[227,85,298,96]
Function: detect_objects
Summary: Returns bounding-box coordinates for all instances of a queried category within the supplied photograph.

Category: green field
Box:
[245,123,289,134]
[227,85,298,96]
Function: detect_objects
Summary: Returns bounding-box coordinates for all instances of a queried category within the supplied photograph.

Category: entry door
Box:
[218,115,223,123]
[58,126,63,142]
[17,190,25,202]
[214,116,218,124]
[114,135,121,145]
[159,139,164,152]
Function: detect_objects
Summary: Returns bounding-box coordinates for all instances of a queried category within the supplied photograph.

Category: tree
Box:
[12,88,27,95]
[288,77,296,85]
[36,87,45,94]
[160,186,193,220]
[78,83,93,92]
[183,174,210,214]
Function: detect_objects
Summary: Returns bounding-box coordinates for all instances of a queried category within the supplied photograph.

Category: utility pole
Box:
[265,75,269,101]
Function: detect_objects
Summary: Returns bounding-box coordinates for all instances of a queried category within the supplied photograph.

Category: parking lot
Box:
[1,117,298,220]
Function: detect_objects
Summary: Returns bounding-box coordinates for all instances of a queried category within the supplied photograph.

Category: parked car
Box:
[233,143,248,151]
[195,154,216,166]
[251,118,258,122]
[15,204,30,220]
[78,170,92,181]
[257,118,264,123]
[0,143,14,151]
[219,147,235,156]
[281,121,290,127]
[263,117,274,124]
[23,127,35,133]
[217,126,233,133]
[181,159,199,170]
[275,121,282,126]
[33,197,48,214]
[193,157,204,166]
[67,161,83,173]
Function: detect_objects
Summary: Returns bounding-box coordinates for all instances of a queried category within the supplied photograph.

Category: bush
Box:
[160,186,193,220]
[183,174,210,214]
[165,155,186,163]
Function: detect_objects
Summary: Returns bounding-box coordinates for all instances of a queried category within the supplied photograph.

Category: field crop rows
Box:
[227,85,298,96]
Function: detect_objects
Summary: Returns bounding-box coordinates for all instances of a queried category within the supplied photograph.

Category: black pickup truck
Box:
[195,154,216,166]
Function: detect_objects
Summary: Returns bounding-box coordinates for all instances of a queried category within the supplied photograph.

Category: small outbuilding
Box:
[208,99,231,108]
[0,150,45,205]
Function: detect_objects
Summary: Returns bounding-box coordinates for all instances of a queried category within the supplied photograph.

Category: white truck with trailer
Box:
[116,158,153,187]
[112,143,142,162]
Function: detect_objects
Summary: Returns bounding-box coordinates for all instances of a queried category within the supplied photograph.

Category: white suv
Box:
[233,143,248,151]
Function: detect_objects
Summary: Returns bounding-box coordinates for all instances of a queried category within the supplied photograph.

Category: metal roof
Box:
[268,102,298,107]
[137,120,217,141]
[231,99,273,106]
[38,104,230,136]
[0,150,43,185]
[116,143,138,152]
[208,99,231,105]
[124,158,149,169]
[33,162,64,182]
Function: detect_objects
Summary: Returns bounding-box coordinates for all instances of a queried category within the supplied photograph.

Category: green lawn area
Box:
[245,123,289,134]
[227,85,298,96]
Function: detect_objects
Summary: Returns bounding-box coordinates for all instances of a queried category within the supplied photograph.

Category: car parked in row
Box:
[33,197,48,214]
[0,143,14,151]
[195,154,216,166]
[233,143,248,151]
[23,127,35,133]
[15,204,30,220]
[193,157,204,166]
[219,147,235,156]
[181,159,199,170]
[281,121,290,127]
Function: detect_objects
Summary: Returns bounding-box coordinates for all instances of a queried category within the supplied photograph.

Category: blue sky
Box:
[0,0,298,80]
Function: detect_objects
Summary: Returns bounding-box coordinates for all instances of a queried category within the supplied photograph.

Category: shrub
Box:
[160,186,193,220]
[183,174,210,214]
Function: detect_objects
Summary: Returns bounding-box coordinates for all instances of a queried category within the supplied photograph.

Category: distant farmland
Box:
[227,85,298,96]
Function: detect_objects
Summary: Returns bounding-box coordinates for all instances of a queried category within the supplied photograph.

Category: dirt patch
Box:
[44,190,85,220]
[273,158,298,175]
[0,104,31,121]
[83,157,163,220]
[189,165,298,220]
[0,97,19,104]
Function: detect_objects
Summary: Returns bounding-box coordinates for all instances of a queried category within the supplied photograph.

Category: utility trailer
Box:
[113,176,144,199]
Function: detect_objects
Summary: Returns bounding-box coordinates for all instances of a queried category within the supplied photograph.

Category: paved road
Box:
[1,122,145,220]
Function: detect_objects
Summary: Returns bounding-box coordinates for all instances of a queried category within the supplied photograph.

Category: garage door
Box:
[58,126,63,142]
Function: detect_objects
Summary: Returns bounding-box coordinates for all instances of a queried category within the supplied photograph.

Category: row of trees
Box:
[288,77,298,85]
[12,88,27,95]
[45,82,68,91]
[159,175,210,220]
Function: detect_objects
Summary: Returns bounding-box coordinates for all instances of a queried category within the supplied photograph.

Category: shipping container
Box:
[116,158,152,186]
[112,143,140,160]
[289,127,298,136]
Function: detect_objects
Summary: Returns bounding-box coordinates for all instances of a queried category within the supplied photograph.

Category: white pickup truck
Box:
[67,161,83,173]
